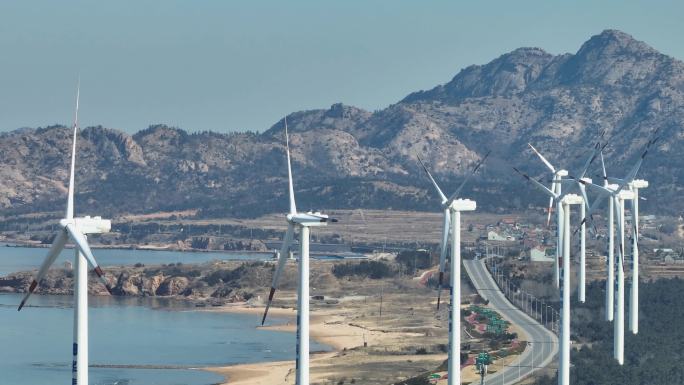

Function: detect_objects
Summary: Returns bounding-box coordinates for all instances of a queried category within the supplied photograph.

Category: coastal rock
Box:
[113,272,142,296]
[210,284,234,298]
[156,276,190,296]
[0,273,32,292]
[143,274,165,295]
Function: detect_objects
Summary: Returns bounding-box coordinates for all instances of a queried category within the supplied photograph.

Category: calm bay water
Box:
[0,246,329,385]
[0,294,329,385]
[0,244,272,276]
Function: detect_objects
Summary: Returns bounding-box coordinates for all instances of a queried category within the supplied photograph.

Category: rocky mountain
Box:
[1,30,682,219]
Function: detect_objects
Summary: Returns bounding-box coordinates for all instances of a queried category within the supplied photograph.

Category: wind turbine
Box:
[18,84,113,385]
[417,152,490,310]
[514,170,588,385]
[418,151,489,385]
[260,117,336,385]
[573,136,658,365]
[596,169,649,334]
[527,144,567,289]
[524,141,601,300]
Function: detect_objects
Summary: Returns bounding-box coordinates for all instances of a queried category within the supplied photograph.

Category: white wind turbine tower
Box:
[574,136,658,365]
[598,151,615,321]
[526,141,601,301]
[602,172,650,334]
[514,167,585,385]
[261,117,336,385]
[418,151,489,385]
[559,194,584,385]
[628,179,647,334]
[17,84,113,385]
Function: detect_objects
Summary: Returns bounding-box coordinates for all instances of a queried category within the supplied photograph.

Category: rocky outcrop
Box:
[112,272,166,296]
[0,261,269,302]
[156,276,189,296]
[0,273,31,293]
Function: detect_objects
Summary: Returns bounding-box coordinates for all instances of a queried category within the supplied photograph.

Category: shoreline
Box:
[0,241,357,259]
[200,303,390,384]
[1,240,271,254]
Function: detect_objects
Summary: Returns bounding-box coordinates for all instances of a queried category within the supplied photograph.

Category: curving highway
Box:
[463,258,558,385]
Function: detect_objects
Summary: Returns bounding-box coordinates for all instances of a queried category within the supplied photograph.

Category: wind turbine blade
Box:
[65,224,112,293]
[577,184,591,215]
[17,230,68,311]
[447,149,491,202]
[513,167,556,197]
[66,82,80,220]
[284,117,297,215]
[528,143,556,174]
[600,150,608,187]
[262,223,295,325]
[546,181,557,227]
[577,183,598,234]
[436,209,450,310]
[416,155,447,204]
[587,192,609,218]
[572,176,613,196]
[572,185,609,237]
[607,177,626,185]
[630,210,639,258]
[577,141,601,178]
[616,141,655,193]
[614,196,625,263]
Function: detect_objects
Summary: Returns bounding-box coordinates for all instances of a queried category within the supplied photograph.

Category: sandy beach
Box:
[202,297,486,385]
[204,303,420,384]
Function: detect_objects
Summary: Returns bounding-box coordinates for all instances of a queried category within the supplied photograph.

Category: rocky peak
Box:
[133,124,187,143]
[557,29,671,87]
[403,47,554,102]
[263,104,371,138]
[81,126,146,166]
[324,103,368,120]
[578,29,659,58]
[132,125,189,161]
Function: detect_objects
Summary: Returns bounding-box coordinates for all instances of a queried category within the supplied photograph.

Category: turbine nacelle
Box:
[561,194,583,206]
[556,169,569,177]
[448,198,477,212]
[630,179,649,189]
[60,216,112,235]
[287,212,334,227]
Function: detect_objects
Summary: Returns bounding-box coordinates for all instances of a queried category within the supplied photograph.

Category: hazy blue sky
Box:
[0,0,681,133]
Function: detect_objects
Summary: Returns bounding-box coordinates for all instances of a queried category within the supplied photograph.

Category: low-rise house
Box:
[530,246,554,262]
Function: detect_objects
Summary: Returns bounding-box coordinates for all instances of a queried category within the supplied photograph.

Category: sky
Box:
[0,0,682,133]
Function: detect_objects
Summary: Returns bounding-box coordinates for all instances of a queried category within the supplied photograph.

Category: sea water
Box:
[0,289,328,385]
[0,244,272,276]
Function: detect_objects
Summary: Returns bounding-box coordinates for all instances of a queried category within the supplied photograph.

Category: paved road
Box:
[463,258,558,385]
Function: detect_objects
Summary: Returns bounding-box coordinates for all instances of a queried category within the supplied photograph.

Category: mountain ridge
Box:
[1,30,682,218]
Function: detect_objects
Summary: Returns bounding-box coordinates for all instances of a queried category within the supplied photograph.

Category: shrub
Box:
[331,260,396,279]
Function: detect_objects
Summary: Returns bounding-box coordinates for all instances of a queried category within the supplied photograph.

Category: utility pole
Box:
[378,282,384,325]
